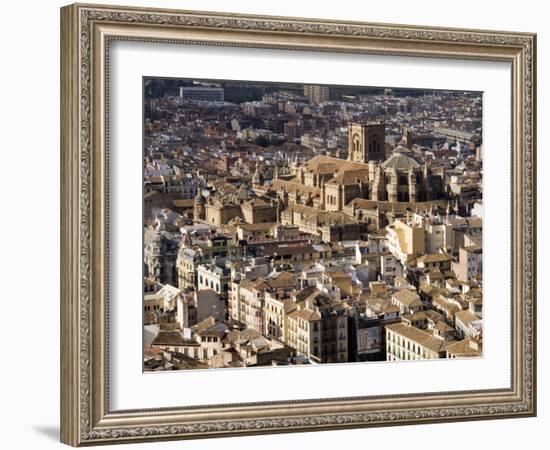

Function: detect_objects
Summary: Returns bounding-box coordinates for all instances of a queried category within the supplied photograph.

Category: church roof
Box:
[315,162,339,175]
[305,155,339,174]
[326,169,370,186]
[381,152,421,171]
[270,179,321,198]
[305,155,369,175]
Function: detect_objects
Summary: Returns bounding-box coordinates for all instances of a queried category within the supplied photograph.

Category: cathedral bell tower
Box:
[347,122,386,163]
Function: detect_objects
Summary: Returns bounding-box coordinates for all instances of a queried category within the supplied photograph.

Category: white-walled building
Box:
[197,263,231,298]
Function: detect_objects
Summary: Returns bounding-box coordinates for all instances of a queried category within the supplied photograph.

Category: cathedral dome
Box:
[381,152,421,171]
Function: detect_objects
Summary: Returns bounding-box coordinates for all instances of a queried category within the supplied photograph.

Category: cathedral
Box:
[269,122,445,212]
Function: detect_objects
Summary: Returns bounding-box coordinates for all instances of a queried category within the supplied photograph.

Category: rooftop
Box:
[381,153,421,171]
[386,323,447,354]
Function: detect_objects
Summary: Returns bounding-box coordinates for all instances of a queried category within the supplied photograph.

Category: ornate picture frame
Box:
[60,3,536,446]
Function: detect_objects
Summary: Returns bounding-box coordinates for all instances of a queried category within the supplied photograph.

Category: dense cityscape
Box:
[143,79,483,371]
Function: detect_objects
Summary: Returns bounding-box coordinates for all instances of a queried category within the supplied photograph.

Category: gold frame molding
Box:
[60,3,537,446]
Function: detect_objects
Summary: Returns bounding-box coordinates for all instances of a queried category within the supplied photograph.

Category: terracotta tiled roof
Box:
[386,323,447,354]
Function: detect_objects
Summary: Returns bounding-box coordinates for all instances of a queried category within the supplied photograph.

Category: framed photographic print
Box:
[60,3,537,446]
